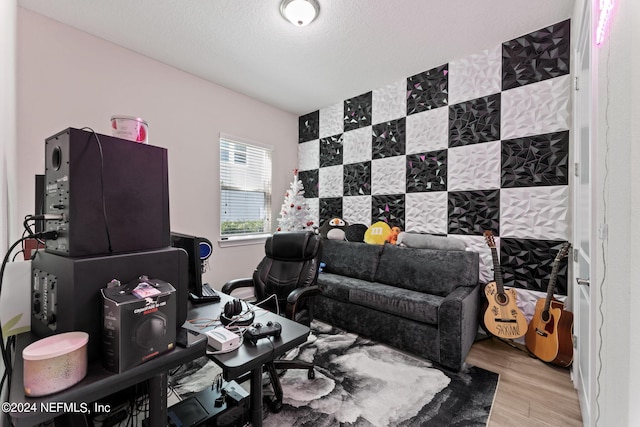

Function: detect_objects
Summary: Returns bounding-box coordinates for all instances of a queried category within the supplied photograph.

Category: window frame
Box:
[218,133,273,246]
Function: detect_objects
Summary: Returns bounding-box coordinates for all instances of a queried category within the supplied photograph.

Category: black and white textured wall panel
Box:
[297,20,571,294]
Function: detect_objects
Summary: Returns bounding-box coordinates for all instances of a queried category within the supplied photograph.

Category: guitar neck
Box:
[543,260,561,311]
[490,247,505,293]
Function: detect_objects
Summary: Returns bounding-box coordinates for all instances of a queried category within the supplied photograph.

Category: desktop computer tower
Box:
[43,127,170,257]
[31,247,188,361]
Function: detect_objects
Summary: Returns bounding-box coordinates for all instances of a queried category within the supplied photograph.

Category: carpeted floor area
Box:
[169,321,499,427]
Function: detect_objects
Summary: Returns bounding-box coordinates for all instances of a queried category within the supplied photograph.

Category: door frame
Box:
[571,1,598,426]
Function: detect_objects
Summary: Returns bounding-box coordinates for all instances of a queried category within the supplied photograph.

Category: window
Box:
[219,134,272,238]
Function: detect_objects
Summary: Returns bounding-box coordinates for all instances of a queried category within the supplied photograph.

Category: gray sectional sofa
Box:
[312,239,480,371]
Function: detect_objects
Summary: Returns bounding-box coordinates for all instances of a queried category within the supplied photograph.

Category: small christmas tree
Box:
[277,169,315,232]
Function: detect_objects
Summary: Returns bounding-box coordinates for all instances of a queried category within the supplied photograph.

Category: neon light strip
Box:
[596,0,616,45]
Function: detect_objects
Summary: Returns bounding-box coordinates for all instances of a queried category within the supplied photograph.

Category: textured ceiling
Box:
[18,0,575,115]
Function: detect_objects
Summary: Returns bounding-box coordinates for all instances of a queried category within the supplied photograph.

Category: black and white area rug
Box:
[169,321,499,427]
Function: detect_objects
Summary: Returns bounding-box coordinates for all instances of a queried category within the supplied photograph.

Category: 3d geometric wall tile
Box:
[448,141,501,192]
[299,110,319,143]
[448,189,500,235]
[405,106,449,154]
[320,102,344,138]
[299,169,319,198]
[344,92,373,131]
[320,134,344,167]
[406,150,447,193]
[372,79,407,125]
[343,195,372,226]
[343,161,371,196]
[449,93,501,147]
[449,45,502,105]
[502,19,571,91]
[372,156,407,195]
[500,237,569,294]
[457,235,497,284]
[502,130,570,187]
[405,192,447,234]
[297,20,571,295]
[319,197,343,225]
[407,64,449,115]
[500,186,569,240]
[372,194,405,228]
[501,75,570,140]
[318,165,344,198]
[298,139,319,171]
[343,126,373,165]
[372,118,406,159]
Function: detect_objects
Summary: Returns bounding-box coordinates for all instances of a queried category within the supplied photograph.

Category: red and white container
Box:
[23,331,89,397]
[111,115,149,144]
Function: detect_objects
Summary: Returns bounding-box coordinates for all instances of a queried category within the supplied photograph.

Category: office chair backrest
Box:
[253,231,322,319]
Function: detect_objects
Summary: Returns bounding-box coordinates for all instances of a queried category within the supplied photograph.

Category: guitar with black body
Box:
[482,231,527,339]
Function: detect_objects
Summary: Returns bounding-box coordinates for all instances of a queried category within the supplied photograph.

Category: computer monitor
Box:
[170,232,213,297]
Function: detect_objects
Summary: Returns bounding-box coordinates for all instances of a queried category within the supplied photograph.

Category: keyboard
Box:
[189,283,221,304]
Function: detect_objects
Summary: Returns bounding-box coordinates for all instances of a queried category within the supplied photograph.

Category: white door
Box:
[572,2,597,425]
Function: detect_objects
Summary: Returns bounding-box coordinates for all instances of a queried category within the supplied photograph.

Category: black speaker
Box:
[34,174,45,233]
[31,247,188,361]
[43,127,170,257]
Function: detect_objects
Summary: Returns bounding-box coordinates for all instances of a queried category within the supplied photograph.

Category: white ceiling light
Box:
[280,0,320,27]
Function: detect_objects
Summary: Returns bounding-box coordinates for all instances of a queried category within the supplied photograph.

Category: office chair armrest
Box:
[286,285,322,319]
[221,278,254,295]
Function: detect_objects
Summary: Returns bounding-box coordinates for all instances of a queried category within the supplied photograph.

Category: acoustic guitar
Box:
[525,242,574,367]
[482,231,527,339]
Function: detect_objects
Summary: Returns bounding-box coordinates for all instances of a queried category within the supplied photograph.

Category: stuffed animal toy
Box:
[319,218,349,240]
[363,221,392,245]
[386,226,402,245]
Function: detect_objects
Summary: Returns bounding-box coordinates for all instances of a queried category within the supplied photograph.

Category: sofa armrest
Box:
[438,284,481,371]
[221,278,254,295]
[286,285,322,322]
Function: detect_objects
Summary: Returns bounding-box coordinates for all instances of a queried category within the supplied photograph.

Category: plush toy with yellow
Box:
[363,221,392,245]
[386,226,402,245]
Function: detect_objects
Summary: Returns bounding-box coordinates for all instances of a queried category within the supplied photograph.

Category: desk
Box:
[187,295,310,427]
[8,332,206,427]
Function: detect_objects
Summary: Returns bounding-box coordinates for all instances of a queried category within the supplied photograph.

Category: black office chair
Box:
[221,230,323,412]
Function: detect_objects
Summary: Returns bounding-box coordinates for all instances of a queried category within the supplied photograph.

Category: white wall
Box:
[593,0,639,425]
[1,2,17,251]
[17,8,298,286]
[1,2,17,423]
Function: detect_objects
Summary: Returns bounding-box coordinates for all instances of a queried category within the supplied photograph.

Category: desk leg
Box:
[148,372,168,427]
[250,367,263,427]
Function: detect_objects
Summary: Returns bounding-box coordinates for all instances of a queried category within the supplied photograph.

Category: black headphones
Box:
[220,299,255,326]
[132,312,167,350]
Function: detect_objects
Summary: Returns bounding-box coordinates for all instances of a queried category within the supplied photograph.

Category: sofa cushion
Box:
[348,282,442,325]
[317,272,372,302]
[321,240,383,282]
[396,232,467,251]
[374,244,479,297]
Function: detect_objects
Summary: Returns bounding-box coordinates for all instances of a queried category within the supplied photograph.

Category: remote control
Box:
[245,321,282,343]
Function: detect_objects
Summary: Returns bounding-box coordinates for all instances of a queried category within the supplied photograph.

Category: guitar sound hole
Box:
[541,311,550,322]
[496,293,508,305]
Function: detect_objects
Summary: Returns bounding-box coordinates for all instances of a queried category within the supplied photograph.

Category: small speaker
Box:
[43,128,170,257]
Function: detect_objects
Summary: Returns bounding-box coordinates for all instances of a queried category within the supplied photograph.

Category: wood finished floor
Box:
[466,337,583,427]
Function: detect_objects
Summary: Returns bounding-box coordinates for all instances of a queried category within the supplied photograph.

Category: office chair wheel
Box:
[268,397,283,413]
[308,369,315,379]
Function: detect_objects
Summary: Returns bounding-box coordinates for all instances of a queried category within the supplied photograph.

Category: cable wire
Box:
[81,127,113,253]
